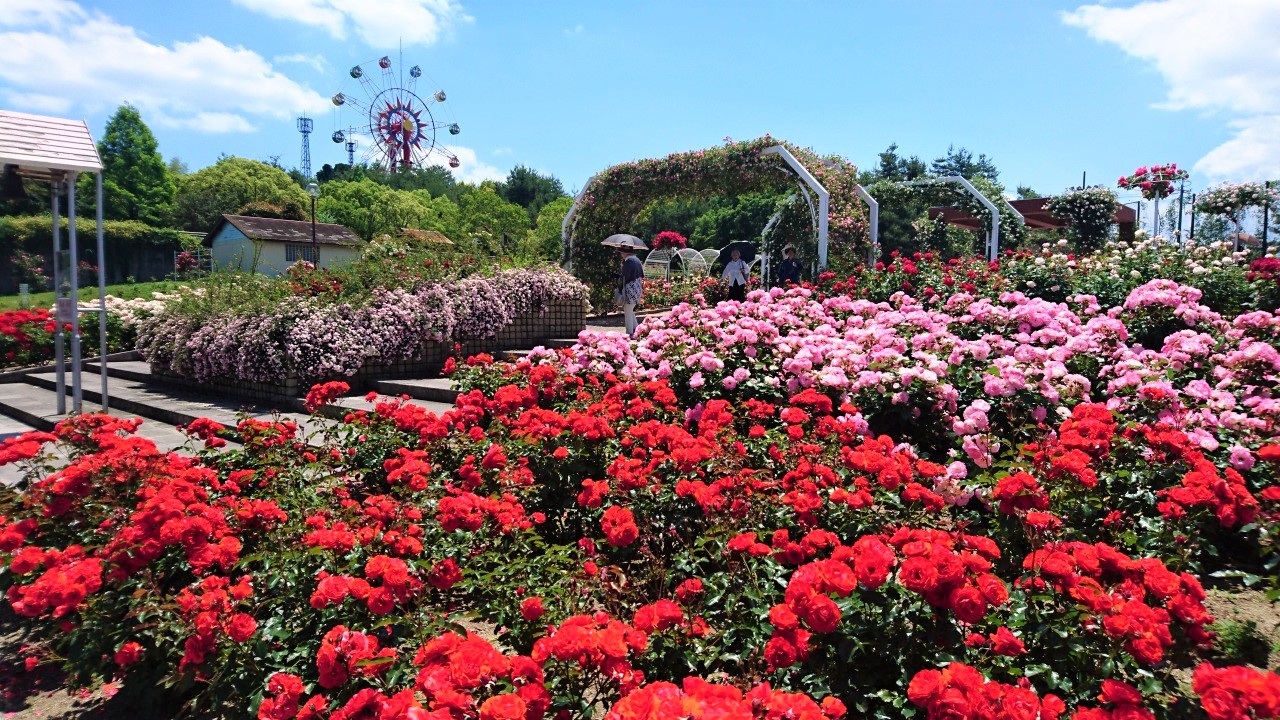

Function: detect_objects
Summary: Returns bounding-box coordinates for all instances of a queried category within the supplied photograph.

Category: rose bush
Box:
[1,273,1278,719]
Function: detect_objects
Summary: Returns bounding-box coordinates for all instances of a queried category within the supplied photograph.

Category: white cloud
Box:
[231,0,471,48]
[0,3,330,133]
[274,53,329,73]
[1064,0,1280,181]
[564,24,584,36]
[1194,115,1280,180]
[491,147,512,156]
[0,0,86,29]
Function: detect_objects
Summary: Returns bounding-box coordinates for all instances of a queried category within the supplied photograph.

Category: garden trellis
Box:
[561,137,872,306]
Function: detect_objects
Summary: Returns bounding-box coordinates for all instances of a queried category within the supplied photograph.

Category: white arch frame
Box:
[562,144,845,272]
[904,176,1025,261]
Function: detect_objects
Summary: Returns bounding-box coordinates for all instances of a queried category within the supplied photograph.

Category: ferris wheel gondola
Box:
[330,57,462,173]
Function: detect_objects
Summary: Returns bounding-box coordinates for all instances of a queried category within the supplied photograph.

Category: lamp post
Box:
[306,182,320,268]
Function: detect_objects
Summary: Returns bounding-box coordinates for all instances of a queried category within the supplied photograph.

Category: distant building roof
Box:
[203,214,361,247]
[398,227,454,245]
[0,110,102,177]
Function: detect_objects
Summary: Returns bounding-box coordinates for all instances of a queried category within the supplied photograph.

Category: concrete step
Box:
[0,381,199,453]
[84,359,153,384]
[371,377,459,404]
[24,371,333,447]
[538,338,579,350]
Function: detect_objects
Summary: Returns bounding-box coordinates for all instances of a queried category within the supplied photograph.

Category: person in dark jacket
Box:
[617,247,645,337]
[777,245,802,286]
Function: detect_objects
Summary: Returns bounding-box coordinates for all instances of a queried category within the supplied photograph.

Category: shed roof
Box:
[0,110,102,177]
[204,214,361,247]
[397,227,454,244]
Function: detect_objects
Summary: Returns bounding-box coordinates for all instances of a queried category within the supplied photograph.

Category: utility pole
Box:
[1189,194,1197,241]
[1177,180,1185,241]
[1263,180,1271,254]
[1081,171,1087,190]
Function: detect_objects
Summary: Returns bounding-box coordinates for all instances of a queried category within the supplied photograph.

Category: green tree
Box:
[529,196,573,261]
[173,157,309,231]
[500,166,566,225]
[931,145,1000,183]
[458,187,530,254]
[167,157,189,177]
[91,104,176,226]
[689,193,783,249]
[318,180,414,242]
[1016,185,1040,200]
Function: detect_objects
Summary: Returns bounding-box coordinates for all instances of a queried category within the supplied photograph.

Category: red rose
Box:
[769,604,800,631]
[898,557,939,593]
[601,506,639,547]
[989,627,1026,656]
[801,594,842,633]
[521,597,545,621]
[949,586,989,624]
[428,559,462,591]
[114,641,144,667]
[1258,444,1280,463]
[226,613,258,643]
[479,693,527,720]
[821,697,847,719]
[764,634,798,669]
[907,669,943,706]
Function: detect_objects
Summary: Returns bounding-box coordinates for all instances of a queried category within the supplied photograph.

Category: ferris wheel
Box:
[330,56,461,173]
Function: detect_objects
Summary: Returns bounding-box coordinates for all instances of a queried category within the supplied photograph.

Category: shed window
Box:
[286,243,317,264]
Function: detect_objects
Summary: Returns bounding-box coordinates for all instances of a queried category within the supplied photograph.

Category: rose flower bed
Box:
[2,279,1280,720]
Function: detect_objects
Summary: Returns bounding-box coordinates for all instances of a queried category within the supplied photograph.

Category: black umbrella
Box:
[718,241,757,267]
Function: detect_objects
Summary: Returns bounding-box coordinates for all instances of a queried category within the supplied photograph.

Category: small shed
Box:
[204,214,362,277]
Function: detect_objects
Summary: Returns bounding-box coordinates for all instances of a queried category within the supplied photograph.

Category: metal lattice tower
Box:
[296,117,313,178]
[346,140,356,166]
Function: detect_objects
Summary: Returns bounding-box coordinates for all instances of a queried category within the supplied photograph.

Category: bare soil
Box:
[1204,586,1280,671]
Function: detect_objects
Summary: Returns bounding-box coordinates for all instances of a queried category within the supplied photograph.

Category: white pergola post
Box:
[854,184,879,263]
[762,145,830,270]
[906,176,1024,261]
[560,175,597,270]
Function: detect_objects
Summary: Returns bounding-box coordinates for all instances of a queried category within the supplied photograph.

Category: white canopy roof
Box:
[0,109,102,178]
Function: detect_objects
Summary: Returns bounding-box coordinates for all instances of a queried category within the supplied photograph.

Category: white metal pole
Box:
[67,174,82,412]
[817,193,829,271]
[52,179,65,415]
[96,172,109,413]
[854,184,879,264]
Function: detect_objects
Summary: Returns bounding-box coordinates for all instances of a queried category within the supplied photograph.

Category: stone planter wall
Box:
[149,300,585,405]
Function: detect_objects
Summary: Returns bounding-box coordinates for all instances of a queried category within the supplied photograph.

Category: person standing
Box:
[721,248,749,301]
[777,245,802,286]
[617,245,645,337]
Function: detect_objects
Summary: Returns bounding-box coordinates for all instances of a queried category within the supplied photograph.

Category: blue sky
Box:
[2,0,1277,208]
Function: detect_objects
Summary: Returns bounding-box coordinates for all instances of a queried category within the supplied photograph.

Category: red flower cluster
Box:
[175,574,256,670]
[601,506,639,547]
[891,529,1008,624]
[304,381,350,413]
[1192,662,1280,720]
[317,625,396,689]
[1021,541,1212,664]
[414,631,549,720]
[606,677,837,720]
[1139,426,1260,528]
[1066,679,1152,720]
[1034,404,1116,489]
[532,613,648,693]
[5,546,103,618]
[651,231,688,251]
[908,662,1065,720]
[1117,163,1188,200]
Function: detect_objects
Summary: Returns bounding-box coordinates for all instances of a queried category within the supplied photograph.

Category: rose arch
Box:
[561,137,872,307]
